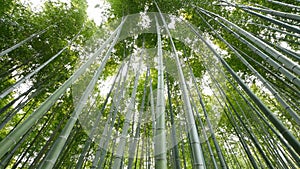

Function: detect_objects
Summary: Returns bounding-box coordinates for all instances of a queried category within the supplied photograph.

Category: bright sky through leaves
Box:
[22,0,109,25]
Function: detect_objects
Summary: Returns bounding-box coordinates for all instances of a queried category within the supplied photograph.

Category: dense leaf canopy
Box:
[0,0,299,168]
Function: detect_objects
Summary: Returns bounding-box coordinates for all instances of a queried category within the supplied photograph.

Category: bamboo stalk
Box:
[112,49,143,168]
[75,62,124,169]
[248,22,300,39]
[0,18,127,160]
[38,17,125,169]
[0,25,52,57]
[92,54,131,168]
[267,0,300,10]
[204,50,300,166]
[195,6,300,76]
[186,15,300,156]
[238,4,300,22]
[0,28,82,99]
[197,11,300,124]
[187,62,227,169]
[128,67,149,168]
[154,15,168,169]
[166,74,182,169]
[155,2,207,168]
[199,9,300,88]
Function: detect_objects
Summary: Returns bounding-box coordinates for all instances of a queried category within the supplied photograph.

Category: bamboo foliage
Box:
[0,18,126,159]
[1,0,300,168]
[0,26,52,57]
[0,27,82,99]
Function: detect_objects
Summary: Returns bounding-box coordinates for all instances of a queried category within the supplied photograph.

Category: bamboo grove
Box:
[0,0,299,168]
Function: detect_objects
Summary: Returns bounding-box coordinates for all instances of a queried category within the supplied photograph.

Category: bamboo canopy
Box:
[0,0,299,168]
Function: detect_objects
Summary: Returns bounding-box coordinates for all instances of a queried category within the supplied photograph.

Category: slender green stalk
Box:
[195,6,300,76]
[155,2,206,168]
[150,77,156,138]
[92,55,131,168]
[197,11,300,124]
[198,10,300,89]
[75,62,124,169]
[238,4,300,21]
[11,112,55,169]
[234,46,300,97]
[166,74,181,169]
[213,55,300,166]
[0,26,52,57]
[187,62,227,169]
[128,68,149,168]
[154,15,168,169]
[187,18,300,156]
[268,0,300,10]
[28,114,69,169]
[0,18,126,160]
[0,28,82,99]
[112,51,143,168]
[248,22,300,39]
[241,8,300,33]
[205,50,300,166]
[38,18,125,169]
[188,88,219,169]
[209,80,260,168]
